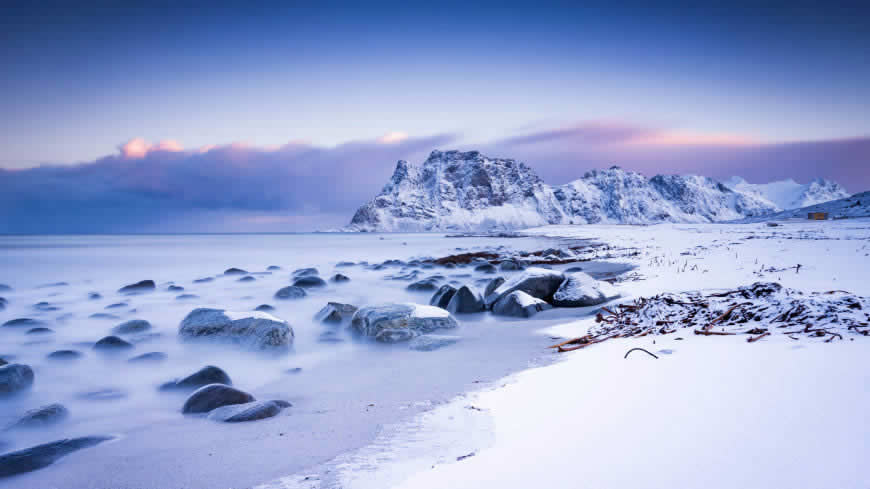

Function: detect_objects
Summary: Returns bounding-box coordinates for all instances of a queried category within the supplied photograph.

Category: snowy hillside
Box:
[348,151,782,231]
[739,191,870,222]
[724,176,850,210]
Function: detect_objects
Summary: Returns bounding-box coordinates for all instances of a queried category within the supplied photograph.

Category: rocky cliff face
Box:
[348,150,841,231]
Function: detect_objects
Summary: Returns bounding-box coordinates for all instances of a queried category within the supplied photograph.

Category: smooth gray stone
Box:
[111,319,152,335]
[0,364,34,396]
[160,365,231,391]
[0,436,113,478]
[178,308,293,350]
[182,384,255,414]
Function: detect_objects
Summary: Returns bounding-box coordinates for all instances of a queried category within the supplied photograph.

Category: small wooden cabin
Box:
[807,212,828,220]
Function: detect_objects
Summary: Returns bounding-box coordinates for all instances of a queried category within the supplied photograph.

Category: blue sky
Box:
[1,1,868,231]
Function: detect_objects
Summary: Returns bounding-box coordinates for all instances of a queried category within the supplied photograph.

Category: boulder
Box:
[93,335,134,351]
[335,261,354,267]
[267,265,282,271]
[237,275,256,282]
[105,302,127,309]
[484,267,565,307]
[0,436,113,478]
[181,384,255,414]
[292,267,319,277]
[33,302,59,312]
[160,365,231,391]
[330,273,350,283]
[178,308,293,350]
[168,285,185,292]
[408,334,461,352]
[429,284,457,308]
[47,350,82,361]
[193,277,214,283]
[292,276,327,288]
[0,364,34,396]
[118,280,155,294]
[223,268,248,275]
[492,291,553,318]
[207,400,289,422]
[111,319,152,335]
[484,277,506,298]
[551,272,620,307]
[254,304,275,312]
[176,294,199,300]
[128,352,167,363]
[315,302,357,324]
[6,404,69,429]
[407,278,439,292]
[474,263,497,274]
[3,318,45,328]
[274,286,306,300]
[499,260,524,271]
[87,292,102,300]
[446,285,485,314]
[26,327,53,335]
[351,303,458,343]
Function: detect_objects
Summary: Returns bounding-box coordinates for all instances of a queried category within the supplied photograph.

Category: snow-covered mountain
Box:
[738,191,870,222]
[348,150,841,231]
[724,176,850,210]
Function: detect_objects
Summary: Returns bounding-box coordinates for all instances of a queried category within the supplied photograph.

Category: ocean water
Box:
[0,233,618,488]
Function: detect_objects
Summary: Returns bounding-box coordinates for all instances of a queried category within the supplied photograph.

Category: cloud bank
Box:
[2,123,867,233]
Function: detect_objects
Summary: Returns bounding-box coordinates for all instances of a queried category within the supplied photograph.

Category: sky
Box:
[1,1,868,232]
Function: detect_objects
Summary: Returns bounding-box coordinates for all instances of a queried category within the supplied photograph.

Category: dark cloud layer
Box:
[2,125,867,233]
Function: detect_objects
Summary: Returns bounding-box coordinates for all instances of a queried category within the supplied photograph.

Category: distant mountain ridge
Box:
[347,150,848,231]
[723,176,850,210]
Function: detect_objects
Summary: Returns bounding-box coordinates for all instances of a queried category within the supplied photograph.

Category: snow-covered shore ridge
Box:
[348,150,851,231]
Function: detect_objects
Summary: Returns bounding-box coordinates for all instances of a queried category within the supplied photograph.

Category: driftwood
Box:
[624,348,658,359]
[747,332,770,343]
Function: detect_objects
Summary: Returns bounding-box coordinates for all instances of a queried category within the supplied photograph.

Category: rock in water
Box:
[118,280,155,294]
[181,384,255,414]
[484,277,506,298]
[2,318,45,328]
[47,350,82,361]
[254,304,275,312]
[429,284,457,309]
[351,303,458,343]
[446,285,485,314]
[474,263,497,274]
[407,278,439,291]
[111,319,152,335]
[292,267,319,278]
[93,335,134,351]
[0,364,35,396]
[408,334,461,351]
[207,400,288,422]
[0,436,113,478]
[6,404,69,429]
[329,273,350,283]
[315,302,358,324]
[178,308,293,350]
[492,291,553,318]
[223,268,248,275]
[551,272,620,307]
[274,286,306,300]
[128,352,167,363]
[168,285,185,292]
[292,276,327,288]
[484,267,565,307]
[160,366,231,391]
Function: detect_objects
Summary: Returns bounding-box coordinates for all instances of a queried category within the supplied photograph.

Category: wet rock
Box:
[484,267,565,307]
[484,277,506,298]
[33,302,60,312]
[178,308,293,350]
[409,334,461,352]
[105,302,127,309]
[474,263,497,274]
[76,388,126,401]
[160,365,231,391]
[224,268,248,275]
[168,285,185,292]
[292,267,319,278]
[207,400,289,423]
[47,350,82,361]
[87,292,102,300]
[237,275,256,282]
[429,284,457,309]
[274,286,306,300]
[446,286,485,314]
[6,404,69,430]
[89,313,120,320]
[351,303,458,343]
[407,278,439,292]
[492,291,553,318]
[292,276,327,288]
[111,319,152,335]
[118,280,156,294]
[552,272,620,307]
[267,265,282,271]
[193,277,214,283]
[181,384,255,414]
[255,304,275,312]
[329,273,350,283]
[387,270,420,281]
[128,351,167,363]
[93,335,134,351]
[0,436,113,478]
[176,294,199,300]
[25,327,53,335]
[3,318,45,328]
[0,364,34,396]
[564,266,584,273]
[499,260,524,271]
[315,302,358,324]
[335,261,354,267]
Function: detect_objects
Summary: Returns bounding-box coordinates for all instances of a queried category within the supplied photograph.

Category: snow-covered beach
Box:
[259,218,870,489]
